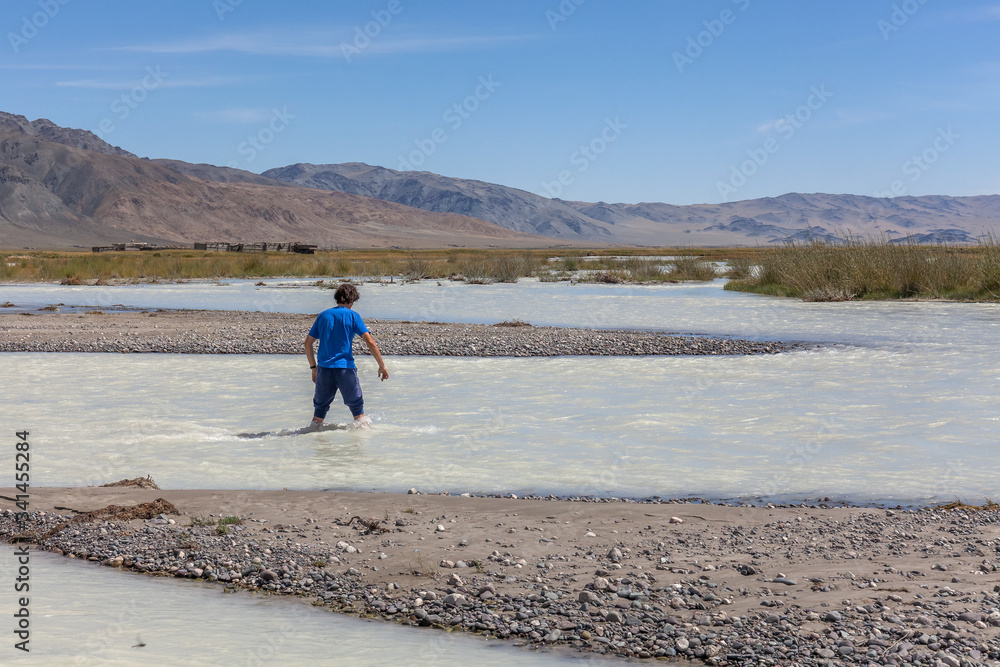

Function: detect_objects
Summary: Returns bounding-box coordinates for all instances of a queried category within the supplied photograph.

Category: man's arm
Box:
[361,332,389,381]
[305,334,318,383]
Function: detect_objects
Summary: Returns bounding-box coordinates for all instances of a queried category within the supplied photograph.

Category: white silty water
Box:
[3,278,999,505]
[0,550,620,666]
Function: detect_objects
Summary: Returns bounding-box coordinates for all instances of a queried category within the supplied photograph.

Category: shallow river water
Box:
[3,277,1000,665]
[0,550,617,666]
[3,278,999,505]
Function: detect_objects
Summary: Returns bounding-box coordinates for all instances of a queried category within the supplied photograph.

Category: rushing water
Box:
[3,278,999,665]
[3,278,999,504]
[0,550,618,666]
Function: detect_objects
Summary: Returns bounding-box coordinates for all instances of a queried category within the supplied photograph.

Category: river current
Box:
[2,277,998,665]
[2,278,997,504]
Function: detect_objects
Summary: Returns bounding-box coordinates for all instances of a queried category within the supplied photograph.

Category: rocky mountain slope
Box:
[0,120,544,248]
[263,162,1000,246]
[0,111,136,159]
[263,162,614,240]
[4,111,998,248]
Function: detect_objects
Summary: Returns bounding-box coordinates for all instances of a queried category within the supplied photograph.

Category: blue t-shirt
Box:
[308,306,369,369]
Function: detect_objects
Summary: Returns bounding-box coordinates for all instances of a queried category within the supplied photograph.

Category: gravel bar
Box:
[3,488,1000,665]
[0,309,804,356]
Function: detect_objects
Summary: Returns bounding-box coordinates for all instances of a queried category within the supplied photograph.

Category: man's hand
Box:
[312,367,318,383]
[362,332,389,382]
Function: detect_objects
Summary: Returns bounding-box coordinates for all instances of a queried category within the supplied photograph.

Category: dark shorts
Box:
[313,367,364,419]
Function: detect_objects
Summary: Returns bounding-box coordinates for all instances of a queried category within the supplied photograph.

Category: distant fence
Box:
[91,242,188,252]
[194,242,317,254]
[93,242,319,254]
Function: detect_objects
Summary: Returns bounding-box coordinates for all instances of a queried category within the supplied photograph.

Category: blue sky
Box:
[2,0,998,205]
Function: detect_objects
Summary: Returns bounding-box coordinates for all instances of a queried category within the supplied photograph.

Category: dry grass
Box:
[0,249,548,284]
[667,257,718,281]
[99,475,159,490]
[724,237,1000,301]
[408,551,437,577]
[935,498,999,512]
[579,256,716,284]
[456,252,539,283]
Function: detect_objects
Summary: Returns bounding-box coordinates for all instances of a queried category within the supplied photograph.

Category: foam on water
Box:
[4,279,1000,503]
[3,345,998,504]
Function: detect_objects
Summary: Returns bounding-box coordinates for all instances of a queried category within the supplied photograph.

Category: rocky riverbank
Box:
[0,309,802,356]
[3,487,1000,665]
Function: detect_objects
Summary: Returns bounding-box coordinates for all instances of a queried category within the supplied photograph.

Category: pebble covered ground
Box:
[0,310,802,356]
[3,489,1000,666]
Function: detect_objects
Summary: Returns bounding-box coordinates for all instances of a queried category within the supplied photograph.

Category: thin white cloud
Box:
[967,60,1000,76]
[755,119,785,134]
[107,31,532,58]
[55,75,249,90]
[830,108,899,127]
[944,5,1000,22]
[0,64,132,71]
[194,108,276,123]
[754,106,898,136]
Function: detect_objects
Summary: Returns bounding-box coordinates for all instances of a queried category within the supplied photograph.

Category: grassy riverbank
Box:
[14,242,999,298]
[1,248,723,284]
[724,238,1000,301]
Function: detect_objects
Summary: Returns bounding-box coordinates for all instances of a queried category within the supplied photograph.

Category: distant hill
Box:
[0,130,544,249]
[4,111,1000,248]
[262,162,614,240]
[262,162,1000,246]
[563,194,1000,245]
[151,159,290,187]
[0,111,136,158]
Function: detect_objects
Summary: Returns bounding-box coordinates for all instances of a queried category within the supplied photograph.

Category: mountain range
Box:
[259,163,1000,246]
[0,113,539,249]
[2,111,999,248]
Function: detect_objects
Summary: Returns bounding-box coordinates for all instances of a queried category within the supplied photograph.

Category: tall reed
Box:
[724,237,1000,301]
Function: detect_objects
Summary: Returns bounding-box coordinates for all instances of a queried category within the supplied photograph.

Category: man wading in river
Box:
[305,284,388,428]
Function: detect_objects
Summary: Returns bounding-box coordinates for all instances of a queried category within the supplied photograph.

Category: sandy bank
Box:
[3,487,999,664]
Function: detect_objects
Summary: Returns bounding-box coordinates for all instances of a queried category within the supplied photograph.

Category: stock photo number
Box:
[14,431,30,522]
[13,430,31,652]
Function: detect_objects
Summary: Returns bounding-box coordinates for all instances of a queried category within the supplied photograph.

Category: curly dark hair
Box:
[334,283,360,305]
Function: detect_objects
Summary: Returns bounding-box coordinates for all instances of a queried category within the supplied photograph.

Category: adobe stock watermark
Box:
[226,107,296,168]
[213,0,244,21]
[240,622,294,667]
[546,0,587,31]
[340,0,406,63]
[422,407,505,494]
[673,0,751,73]
[757,415,840,500]
[716,84,833,201]
[93,66,169,140]
[541,117,627,199]
[878,0,931,41]
[397,75,501,171]
[871,126,959,198]
[8,0,71,54]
